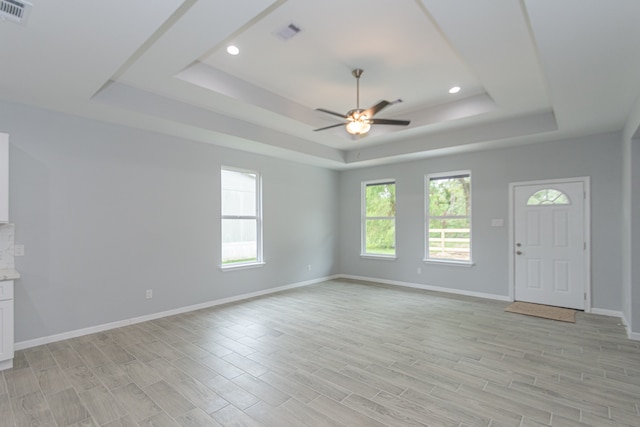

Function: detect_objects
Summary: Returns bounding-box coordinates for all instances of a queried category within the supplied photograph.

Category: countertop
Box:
[0,269,20,281]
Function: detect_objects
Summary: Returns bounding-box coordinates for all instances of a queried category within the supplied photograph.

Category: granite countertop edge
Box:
[0,269,20,281]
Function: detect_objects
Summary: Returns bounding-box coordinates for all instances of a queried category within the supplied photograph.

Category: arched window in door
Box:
[527,188,570,206]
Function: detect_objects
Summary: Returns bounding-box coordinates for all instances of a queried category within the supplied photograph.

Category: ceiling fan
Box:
[314,68,410,135]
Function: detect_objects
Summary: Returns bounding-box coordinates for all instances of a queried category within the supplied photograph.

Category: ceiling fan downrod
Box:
[352,68,363,111]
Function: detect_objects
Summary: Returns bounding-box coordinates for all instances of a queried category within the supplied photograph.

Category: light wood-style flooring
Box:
[1,279,639,426]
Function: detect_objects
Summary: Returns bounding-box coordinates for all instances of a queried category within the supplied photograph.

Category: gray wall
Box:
[622,95,640,336]
[0,97,630,343]
[338,133,623,311]
[631,138,640,332]
[622,135,632,329]
[0,100,340,343]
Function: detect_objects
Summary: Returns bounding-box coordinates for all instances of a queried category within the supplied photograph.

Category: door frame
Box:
[508,177,592,312]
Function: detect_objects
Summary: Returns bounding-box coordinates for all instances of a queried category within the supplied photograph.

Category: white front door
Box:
[513,180,586,310]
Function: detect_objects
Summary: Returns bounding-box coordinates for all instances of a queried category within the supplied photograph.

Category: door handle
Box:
[516,251,522,255]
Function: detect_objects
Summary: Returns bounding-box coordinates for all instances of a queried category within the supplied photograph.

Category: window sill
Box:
[360,254,397,261]
[422,259,474,267]
[220,262,266,272]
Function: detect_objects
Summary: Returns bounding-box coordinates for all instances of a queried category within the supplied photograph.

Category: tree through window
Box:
[362,180,396,257]
[426,172,471,262]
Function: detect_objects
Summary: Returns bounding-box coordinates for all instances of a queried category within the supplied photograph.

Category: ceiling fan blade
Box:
[316,108,348,118]
[313,123,345,132]
[370,118,411,126]
[362,100,391,118]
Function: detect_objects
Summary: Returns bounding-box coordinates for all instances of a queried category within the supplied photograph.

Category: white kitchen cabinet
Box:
[0,133,7,223]
[0,280,13,370]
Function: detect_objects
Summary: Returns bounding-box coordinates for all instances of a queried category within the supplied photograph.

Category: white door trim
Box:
[508,177,591,312]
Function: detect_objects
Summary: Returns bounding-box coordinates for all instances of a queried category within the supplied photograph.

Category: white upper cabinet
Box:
[0,133,7,223]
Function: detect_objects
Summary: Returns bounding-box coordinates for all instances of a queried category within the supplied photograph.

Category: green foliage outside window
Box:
[365,182,396,255]
[428,175,471,261]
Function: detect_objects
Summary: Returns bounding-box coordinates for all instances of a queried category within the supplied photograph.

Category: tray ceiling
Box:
[1,0,640,169]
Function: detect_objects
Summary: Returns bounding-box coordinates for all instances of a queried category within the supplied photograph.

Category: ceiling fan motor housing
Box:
[347,109,368,121]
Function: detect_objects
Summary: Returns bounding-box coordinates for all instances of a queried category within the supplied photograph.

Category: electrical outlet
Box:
[14,244,24,256]
[146,289,153,299]
[417,267,422,274]
[307,264,312,271]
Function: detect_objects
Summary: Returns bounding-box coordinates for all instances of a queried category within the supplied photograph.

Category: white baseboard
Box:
[619,312,640,341]
[15,273,640,349]
[15,275,338,351]
[589,308,636,339]
[0,359,12,371]
[589,308,623,318]
[591,309,640,341]
[337,276,639,336]
[338,274,512,302]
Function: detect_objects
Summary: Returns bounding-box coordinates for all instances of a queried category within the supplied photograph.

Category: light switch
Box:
[491,219,504,227]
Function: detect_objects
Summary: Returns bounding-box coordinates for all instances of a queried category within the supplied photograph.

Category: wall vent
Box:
[0,0,32,26]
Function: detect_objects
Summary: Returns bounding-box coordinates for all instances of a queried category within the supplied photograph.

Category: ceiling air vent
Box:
[274,23,301,41]
[0,0,32,26]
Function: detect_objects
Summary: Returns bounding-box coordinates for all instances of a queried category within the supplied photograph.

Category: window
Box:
[527,189,570,205]
[221,167,262,268]
[362,180,396,257]
[426,171,471,263]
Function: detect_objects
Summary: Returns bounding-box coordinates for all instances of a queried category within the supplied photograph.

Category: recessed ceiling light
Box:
[226,45,239,55]
[449,86,461,94]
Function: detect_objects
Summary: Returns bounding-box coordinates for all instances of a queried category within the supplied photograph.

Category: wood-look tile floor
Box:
[1,279,639,426]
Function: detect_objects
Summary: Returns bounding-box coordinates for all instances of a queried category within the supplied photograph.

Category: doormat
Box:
[505,301,576,323]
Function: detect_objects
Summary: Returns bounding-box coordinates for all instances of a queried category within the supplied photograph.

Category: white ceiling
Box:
[1,0,640,169]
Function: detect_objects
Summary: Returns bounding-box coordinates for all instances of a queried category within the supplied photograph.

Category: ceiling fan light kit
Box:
[345,119,371,135]
[314,69,410,136]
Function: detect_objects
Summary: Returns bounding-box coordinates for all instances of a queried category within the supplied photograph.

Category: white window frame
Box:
[424,170,473,266]
[361,179,397,260]
[221,166,264,271]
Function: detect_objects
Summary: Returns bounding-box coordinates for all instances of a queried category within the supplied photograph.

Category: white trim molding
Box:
[361,178,397,258]
[620,313,640,341]
[15,275,339,351]
[628,331,640,341]
[424,170,473,264]
[339,274,511,302]
[589,308,623,318]
[16,274,637,350]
